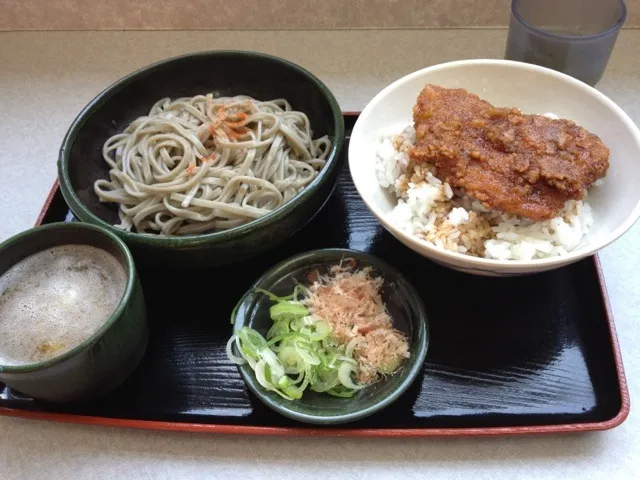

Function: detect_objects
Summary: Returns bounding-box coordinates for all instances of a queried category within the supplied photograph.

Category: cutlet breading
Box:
[408,85,610,220]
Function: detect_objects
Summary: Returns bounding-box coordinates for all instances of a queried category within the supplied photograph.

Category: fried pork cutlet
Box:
[409,85,610,221]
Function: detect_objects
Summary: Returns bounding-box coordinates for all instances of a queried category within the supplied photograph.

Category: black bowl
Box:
[58,51,345,269]
[231,249,429,424]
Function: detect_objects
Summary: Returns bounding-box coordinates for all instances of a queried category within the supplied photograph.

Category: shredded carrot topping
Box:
[206,106,249,141]
[304,262,410,384]
[224,112,248,128]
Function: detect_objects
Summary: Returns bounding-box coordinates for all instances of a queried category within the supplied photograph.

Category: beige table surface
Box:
[0,30,639,479]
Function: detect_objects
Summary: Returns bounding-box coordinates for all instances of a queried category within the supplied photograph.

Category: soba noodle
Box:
[94,94,332,236]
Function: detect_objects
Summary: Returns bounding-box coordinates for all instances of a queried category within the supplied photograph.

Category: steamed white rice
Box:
[376,125,597,260]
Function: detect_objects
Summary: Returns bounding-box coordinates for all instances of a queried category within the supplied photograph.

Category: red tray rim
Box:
[2,117,630,437]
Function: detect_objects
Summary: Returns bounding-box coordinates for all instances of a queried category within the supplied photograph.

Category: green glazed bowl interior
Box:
[231,248,429,425]
[0,223,135,373]
[57,51,345,256]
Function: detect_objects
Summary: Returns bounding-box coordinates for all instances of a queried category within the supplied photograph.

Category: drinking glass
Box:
[505,0,627,85]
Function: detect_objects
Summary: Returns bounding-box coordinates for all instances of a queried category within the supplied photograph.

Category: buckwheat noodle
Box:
[94,95,332,236]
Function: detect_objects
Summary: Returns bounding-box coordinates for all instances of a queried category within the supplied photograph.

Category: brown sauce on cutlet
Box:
[409,85,610,221]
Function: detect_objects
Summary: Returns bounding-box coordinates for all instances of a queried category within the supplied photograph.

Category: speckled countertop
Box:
[1,30,639,480]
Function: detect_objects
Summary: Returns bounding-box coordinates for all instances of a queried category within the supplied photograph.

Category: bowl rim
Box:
[0,222,136,373]
[57,50,345,247]
[349,58,640,271]
[231,248,429,424]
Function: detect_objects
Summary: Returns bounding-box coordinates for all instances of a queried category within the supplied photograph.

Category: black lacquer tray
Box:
[0,114,629,437]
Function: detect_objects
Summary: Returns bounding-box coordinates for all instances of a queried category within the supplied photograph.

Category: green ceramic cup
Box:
[231,248,429,424]
[0,223,148,402]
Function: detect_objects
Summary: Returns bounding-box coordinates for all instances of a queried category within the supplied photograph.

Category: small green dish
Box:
[231,248,429,425]
[0,222,148,402]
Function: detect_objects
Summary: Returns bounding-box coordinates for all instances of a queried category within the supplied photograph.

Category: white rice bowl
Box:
[375,123,598,261]
[349,60,640,276]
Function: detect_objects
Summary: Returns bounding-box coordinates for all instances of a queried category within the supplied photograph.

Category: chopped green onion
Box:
[294,284,308,300]
[225,334,246,365]
[260,347,285,380]
[326,385,357,398]
[254,360,272,390]
[345,338,358,358]
[300,320,331,342]
[237,327,267,360]
[309,368,340,392]
[226,286,367,401]
[278,346,303,370]
[281,376,309,399]
[267,320,290,340]
[269,301,308,322]
[338,362,365,391]
[255,288,294,303]
[294,339,322,366]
